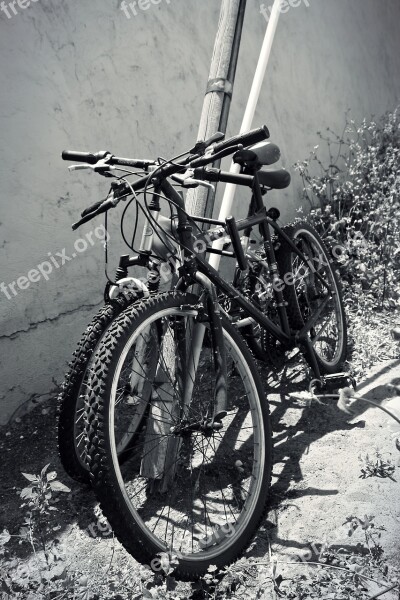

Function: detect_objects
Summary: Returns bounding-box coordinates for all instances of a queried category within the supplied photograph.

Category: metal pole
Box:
[142,1,247,482]
[185,0,247,220]
[209,0,282,270]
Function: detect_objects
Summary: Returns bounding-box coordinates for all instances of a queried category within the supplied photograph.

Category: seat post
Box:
[251,172,265,212]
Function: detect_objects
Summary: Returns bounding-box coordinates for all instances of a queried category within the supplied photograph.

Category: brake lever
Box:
[189,131,225,155]
[68,164,93,171]
[189,180,215,191]
[190,143,244,168]
[68,157,115,176]
[171,171,215,192]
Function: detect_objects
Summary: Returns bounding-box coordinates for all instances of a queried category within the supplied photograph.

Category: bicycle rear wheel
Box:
[234,254,287,366]
[275,222,347,373]
[85,292,272,579]
[57,294,139,483]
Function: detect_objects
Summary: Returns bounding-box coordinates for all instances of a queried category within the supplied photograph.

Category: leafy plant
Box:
[139,552,180,599]
[343,515,385,563]
[19,463,70,565]
[265,513,400,599]
[359,451,396,480]
[296,108,400,305]
[295,107,400,376]
[0,465,85,599]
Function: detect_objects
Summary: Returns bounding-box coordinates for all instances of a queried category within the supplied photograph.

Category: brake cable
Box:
[103,210,116,285]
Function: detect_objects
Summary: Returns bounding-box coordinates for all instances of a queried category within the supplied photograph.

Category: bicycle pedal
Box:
[312,373,356,395]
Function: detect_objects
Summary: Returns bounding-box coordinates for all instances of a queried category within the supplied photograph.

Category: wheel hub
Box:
[170,417,224,437]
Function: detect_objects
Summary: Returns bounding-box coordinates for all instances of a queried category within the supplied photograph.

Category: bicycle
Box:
[58,151,185,483]
[60,125,349,578]
[58,129,285,484]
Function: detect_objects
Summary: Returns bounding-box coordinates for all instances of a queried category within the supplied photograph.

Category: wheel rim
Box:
[108,308,266,562]
[291,228,345,368]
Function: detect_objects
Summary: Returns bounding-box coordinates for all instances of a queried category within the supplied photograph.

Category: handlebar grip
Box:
[72,211,98,230]
[72,198,115,230]
[81,200,104,218]
[62,150,155,170]
[190,144,243,168]
[213,125,270,153]
[62,150,103,164]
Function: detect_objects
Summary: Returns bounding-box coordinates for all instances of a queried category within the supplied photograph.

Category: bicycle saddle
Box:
[233,141,280,168]
[258,167,291,189]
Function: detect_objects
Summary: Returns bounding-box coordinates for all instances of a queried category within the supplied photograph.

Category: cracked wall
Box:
[1,0,400,423]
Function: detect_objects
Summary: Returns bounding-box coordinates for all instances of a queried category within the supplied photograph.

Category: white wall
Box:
[0,0,399,422]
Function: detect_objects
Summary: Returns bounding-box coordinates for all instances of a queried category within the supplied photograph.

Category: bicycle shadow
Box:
[2,359,398,570]
[250,358,400,559]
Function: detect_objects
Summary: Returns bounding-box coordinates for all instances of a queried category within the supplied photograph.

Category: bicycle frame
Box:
[105,184,182,301]
[157,176,333,380]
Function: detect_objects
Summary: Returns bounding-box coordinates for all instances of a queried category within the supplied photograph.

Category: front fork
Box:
[182,273,228,422]
[205,283,228,421]
[159,177,228,421]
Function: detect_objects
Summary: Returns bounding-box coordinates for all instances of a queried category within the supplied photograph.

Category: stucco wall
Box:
[0,0,399,423]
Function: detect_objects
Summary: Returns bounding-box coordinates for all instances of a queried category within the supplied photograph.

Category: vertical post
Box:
[141,2,247,487]
[209,0,282,270]
[185,0,247,220]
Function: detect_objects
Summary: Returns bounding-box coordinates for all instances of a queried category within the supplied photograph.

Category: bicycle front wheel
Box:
[85,292,272,579]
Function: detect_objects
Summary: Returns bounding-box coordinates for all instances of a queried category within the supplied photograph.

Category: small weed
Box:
[343,515,386,563]
[0,464,93,600]
[359,451,396,480]
[265,515,399,599]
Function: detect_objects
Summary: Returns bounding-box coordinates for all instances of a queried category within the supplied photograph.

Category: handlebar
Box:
[62,150,156,170]
[71,199,113,230]
[64,125,271,229]
[72,180,132,230]
[72,197,118,231]
[62,125,269,172]
[213,125,270,153]
[193,167,254,187]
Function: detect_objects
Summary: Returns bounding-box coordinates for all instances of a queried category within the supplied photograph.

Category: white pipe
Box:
[209,0,282,270]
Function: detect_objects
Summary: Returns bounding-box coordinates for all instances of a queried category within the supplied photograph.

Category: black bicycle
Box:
[58,132,256,484]
[57,157,181,484]
[61,126,348,578]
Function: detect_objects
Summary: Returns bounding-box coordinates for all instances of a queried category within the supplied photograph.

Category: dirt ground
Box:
[265,357,400,597]
[0,358,399,599]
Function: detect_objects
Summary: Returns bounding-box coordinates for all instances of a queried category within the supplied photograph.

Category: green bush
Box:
[295,107,400,310]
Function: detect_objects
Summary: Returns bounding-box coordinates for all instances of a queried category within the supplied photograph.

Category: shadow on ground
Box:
[250,358,400,560]
[0,399,98,561]
[0,358,399,570]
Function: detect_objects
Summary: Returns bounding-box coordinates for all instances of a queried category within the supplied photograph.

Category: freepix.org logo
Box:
[0,225,109,301]
[0,0,39,20]
[260,0,310,22]
[120,0,172,19]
